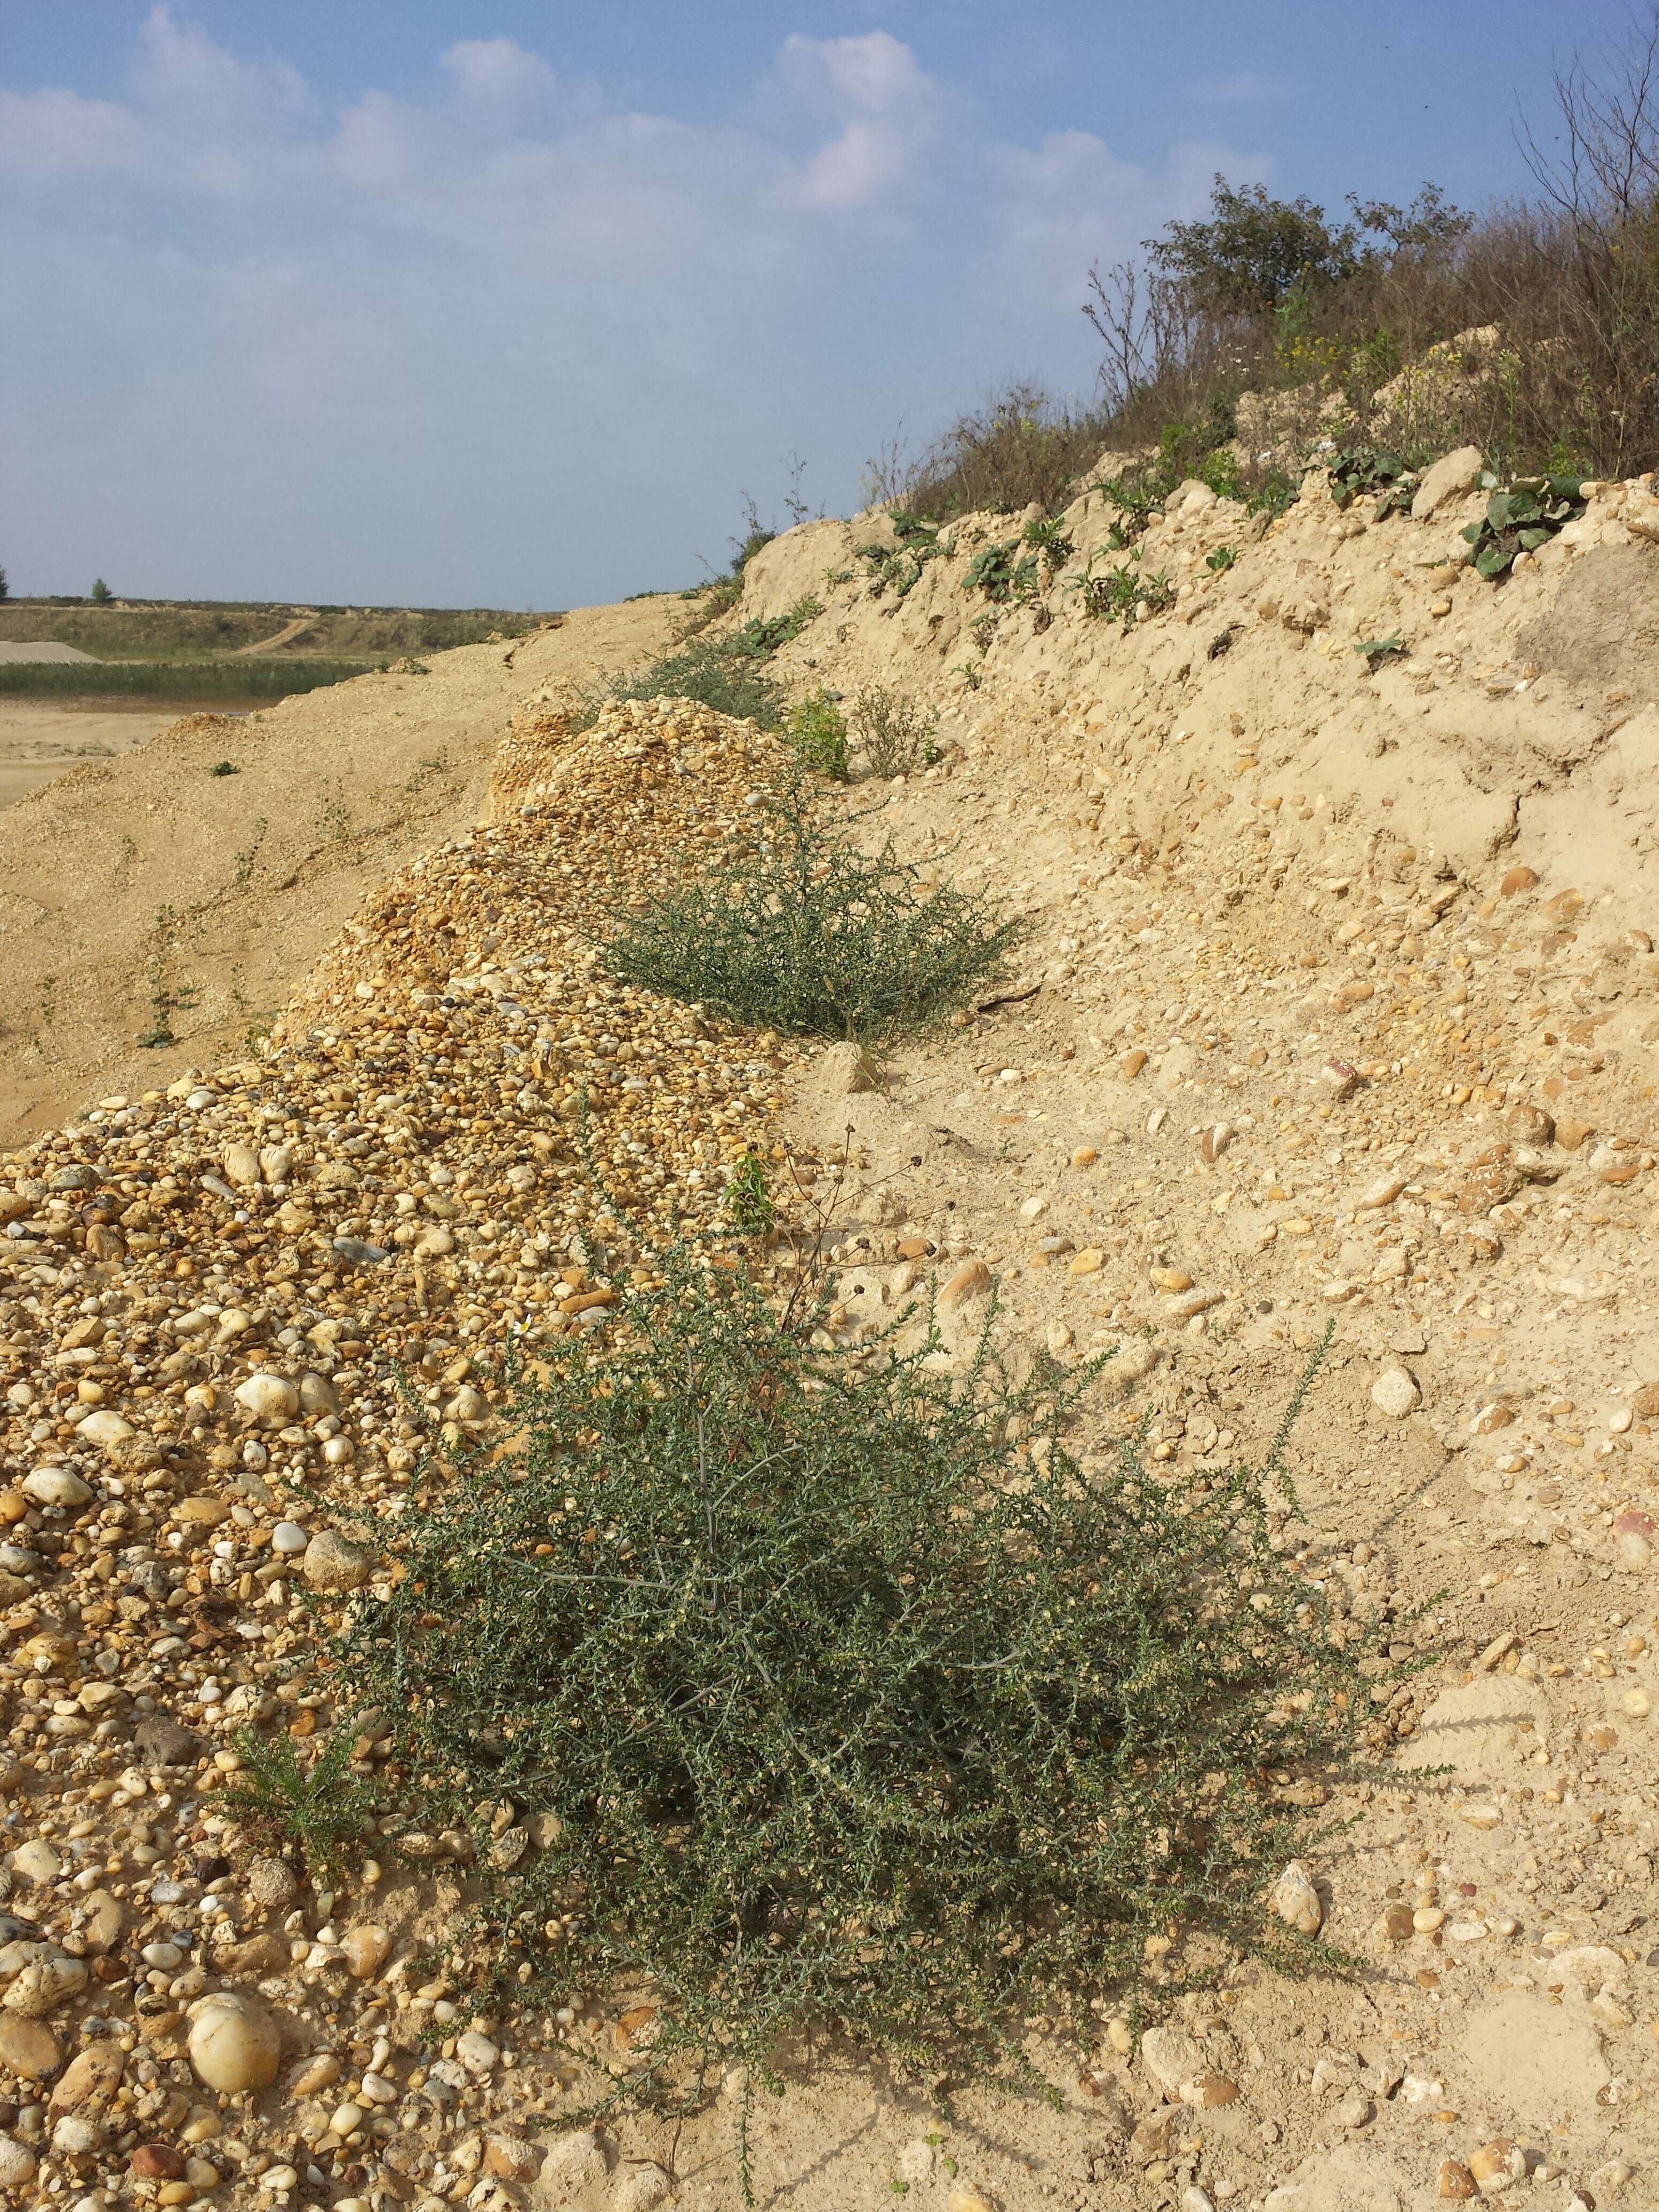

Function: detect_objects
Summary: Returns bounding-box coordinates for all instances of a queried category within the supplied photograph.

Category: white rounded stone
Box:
[234,1373,300,1422]
[187,1991,282,2092]
[1370,1366,1421,1419]
[20,1467,92,1509]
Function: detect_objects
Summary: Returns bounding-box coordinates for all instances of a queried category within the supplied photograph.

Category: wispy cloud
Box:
[0,7,1257,603]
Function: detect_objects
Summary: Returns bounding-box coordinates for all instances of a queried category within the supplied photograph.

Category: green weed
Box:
[209,760,240,777]
[334,1265,1408,2188]
[1460,473,1586,578]
[726,1150,777,1236]
[607,784,1023,1040]
[784,690,849,780]
[223,1724,378,1881]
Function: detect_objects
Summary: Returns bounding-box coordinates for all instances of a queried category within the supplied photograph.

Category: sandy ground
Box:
[0,704,192,811]
[0,597,679,1143]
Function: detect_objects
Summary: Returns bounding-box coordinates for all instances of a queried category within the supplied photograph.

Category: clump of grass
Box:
[222,1724,378,1880]
[581,639,783,732]
[335,1260,1405,2188]
[783,688,848,779]
[208,759,240,777]
[849,684,939,778]
[606,785,1024,1038]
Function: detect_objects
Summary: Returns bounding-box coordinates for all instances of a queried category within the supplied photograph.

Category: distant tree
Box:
[91,577,112,603]
[0,565,8,603]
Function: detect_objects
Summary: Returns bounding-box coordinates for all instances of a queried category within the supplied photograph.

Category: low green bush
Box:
[336,1263,1406,2184]
[783,688,848,779]
[606,786,1023,1038]
[583,639,783,731]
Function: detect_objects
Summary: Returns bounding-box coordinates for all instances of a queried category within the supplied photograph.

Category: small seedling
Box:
[233,816,269,890]
[137,904,198,1048]
[1355,633,1407,670]
[1206,544,1239,573]
[222,1724,377,1880]
[209,760,240,777]
[727,1150,777,1236]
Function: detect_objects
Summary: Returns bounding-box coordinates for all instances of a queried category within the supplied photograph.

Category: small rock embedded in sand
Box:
[484,2132,545,2183]
[1370,1366,1421,1419]
[613,2163,676,2211]
[4,1954,88,2017]
[1437,2158,1476,2200]
[48,2042,123,2113]
[248,1856,300,1910]
[341,1923,390,1978]
[76,1408,134,1452]
[234,1372,300,1422]
[1469,2141,1525,2190]
[940,1259,991,1306]
[19,1466,91,1508]
[187,1991,282,2092]
[0,2137,35,2189]
[540,2130,608,2196]
[458,2029,500,2073]
[0,2016,61,2080]
[1272,1860,1324,1935]
[9,1838,61,1886]
[303,1530,372,1592]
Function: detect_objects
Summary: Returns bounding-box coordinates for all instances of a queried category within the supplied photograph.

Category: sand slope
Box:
[0,595,677,1140]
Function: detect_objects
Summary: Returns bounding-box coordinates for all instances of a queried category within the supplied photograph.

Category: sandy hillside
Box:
[0,461,1657,2212]
[0,596,679,1143]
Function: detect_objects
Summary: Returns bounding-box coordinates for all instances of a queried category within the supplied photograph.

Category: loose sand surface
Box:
[0,704,192,811]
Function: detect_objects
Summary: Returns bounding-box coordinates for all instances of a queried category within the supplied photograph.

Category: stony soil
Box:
[1,463,1658,2212]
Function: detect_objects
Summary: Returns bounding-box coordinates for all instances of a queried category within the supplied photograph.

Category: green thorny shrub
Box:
[848,684,939,777]
[334,1262,1420,2190]
[606,784,1025,1040]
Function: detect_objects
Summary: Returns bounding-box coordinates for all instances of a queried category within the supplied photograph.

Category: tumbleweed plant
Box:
[605,785,1024,1040]
[337,1256,1407,2191]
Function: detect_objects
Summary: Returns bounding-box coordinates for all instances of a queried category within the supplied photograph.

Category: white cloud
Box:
[0,14,1257,604]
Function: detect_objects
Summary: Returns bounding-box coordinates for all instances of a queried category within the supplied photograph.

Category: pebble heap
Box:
[0,696,805,2210]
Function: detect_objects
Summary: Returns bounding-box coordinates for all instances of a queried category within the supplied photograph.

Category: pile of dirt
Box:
[1,457,1658,2206]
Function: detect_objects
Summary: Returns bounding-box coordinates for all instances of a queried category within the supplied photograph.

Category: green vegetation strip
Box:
[0,659,376,701]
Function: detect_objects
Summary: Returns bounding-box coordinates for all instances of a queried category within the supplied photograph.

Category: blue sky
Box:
[0,3,1640,607]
